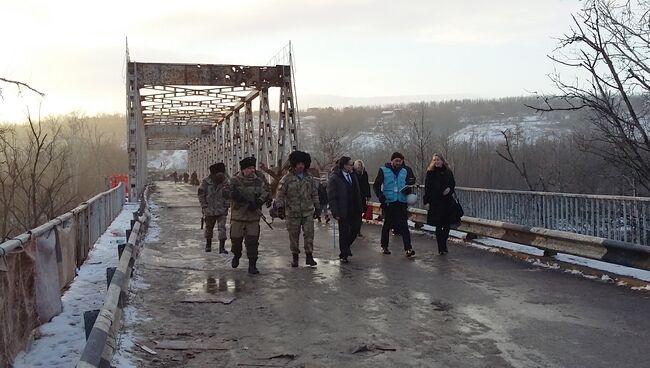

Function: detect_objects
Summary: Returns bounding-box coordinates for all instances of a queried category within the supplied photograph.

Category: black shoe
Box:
[291,254,299,268]
[439,250,448,255]
[218,239,228,254]
[232,255,241,268]
[340,257,349,263]
[405,249,415,258]
[358,233,364,238]
[306,254,317,266]
[248,258,259,274]
[205,239,212,252]
[381,247,391,255]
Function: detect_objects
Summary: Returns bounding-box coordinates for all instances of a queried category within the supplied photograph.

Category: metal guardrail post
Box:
[77,185,150,368]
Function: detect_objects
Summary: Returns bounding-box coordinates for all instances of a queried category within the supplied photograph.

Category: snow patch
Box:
[148,150,187,170]
[13,203,139,368]
[450,117,571,145]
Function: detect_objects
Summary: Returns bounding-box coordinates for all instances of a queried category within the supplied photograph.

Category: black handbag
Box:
[449,193,464,226]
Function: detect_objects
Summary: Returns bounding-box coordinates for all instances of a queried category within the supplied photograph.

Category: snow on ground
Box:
[449,116,571,145]
[419,224,650,285]
[12,202,138,368]
[350,130,384,150]
[148,150,188,170]
[112,198,159,367]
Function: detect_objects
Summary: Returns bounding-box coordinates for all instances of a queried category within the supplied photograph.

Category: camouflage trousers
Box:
[286,215,314,255]
[230,220,260,259]
[204,215,227,240]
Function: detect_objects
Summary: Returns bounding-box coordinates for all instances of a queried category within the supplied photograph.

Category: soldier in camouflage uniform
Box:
[276,151,320,267]
[197,163,229,253]
[224,156,271,275]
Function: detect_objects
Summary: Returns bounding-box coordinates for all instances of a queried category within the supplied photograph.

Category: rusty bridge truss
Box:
[126,48,299,200]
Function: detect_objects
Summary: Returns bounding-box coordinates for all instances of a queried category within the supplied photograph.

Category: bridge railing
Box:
[370,183,649,245]
[0,183,125,368]
[454,187,649,246]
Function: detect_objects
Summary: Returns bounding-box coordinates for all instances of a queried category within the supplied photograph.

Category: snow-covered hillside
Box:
[148,150,188,170]
[450,116,572,145]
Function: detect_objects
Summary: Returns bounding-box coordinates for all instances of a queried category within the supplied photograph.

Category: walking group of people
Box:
[196,150,457,275]
[172,171,199,185]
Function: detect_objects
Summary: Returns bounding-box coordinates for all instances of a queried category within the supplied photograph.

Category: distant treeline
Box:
[300,96,587,136]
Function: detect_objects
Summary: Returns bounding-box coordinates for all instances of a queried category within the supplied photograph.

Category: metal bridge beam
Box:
[131,63,288,89]
[127,58,297,185]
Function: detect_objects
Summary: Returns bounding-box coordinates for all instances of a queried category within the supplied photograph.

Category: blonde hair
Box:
[427,153,449,171]
[353,160,365,172]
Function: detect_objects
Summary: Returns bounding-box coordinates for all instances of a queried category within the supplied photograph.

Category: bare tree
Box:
[7,115,74,229]
[0,77,45,99]
[0,127,26,240]
[529,0,650,192]
[316,126,349,166]
[496,128,542,191]
[410,103,434,179]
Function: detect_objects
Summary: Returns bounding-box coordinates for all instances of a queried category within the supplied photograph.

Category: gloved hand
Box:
[313,207,322,219]
[265,198,273,208]
[277,206,286,220]
[256,198,265,208]
[443,187,451,196]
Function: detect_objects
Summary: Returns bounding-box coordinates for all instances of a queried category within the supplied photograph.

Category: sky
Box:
[0,0,582,123]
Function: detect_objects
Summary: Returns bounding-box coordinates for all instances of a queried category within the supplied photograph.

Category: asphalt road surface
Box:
[118,181,650,368]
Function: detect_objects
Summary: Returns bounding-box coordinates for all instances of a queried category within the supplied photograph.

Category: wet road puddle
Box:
[186,277,245,295]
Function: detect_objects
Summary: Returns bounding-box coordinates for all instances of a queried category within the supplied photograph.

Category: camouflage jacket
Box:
[276,170,320,218]
[197,173,229,217]
[224,171,271,222]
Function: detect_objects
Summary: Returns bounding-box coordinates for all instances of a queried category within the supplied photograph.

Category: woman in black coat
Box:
[423,153,456,255]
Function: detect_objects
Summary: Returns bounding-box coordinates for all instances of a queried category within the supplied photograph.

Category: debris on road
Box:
[180,296,236,304]
[154,340,229,350]
[352,344,397,354]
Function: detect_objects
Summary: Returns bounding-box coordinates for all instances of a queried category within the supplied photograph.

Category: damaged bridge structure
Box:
[127,54,299,201]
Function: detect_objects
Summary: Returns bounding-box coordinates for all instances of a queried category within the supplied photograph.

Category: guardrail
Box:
[0,183,125,368]
[77,185,150,368]
[455,187,650,245]
[368,202,650,271]
[369,182,649,245]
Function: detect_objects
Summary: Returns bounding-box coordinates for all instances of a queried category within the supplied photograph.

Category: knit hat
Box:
[209,162,226,174]
[288,150,311,170]
[239,156,256,170]
[391,152,405,161]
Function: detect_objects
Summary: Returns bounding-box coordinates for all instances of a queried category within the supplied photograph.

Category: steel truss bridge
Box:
[127,46,299,201]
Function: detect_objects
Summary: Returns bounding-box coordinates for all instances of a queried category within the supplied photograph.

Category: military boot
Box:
[232,254,241,268]
[248,258,259,274]
[306,253,317,266]
[205,238,212,252]
[291,254,299,267]
[218,239,228,254]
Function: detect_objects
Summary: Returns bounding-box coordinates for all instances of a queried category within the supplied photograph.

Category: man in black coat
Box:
[327,156,363,263]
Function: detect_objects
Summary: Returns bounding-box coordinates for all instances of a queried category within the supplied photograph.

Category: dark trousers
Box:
[380,202,412,250]
[435,226,450,252]
[338,215,361,258]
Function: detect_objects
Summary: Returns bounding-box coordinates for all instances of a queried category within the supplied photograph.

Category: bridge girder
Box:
[127,55,299,200]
